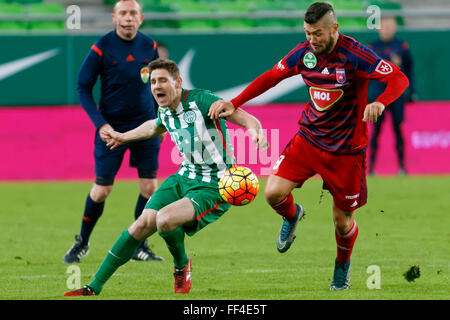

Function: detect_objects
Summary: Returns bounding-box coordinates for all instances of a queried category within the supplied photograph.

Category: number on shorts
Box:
[273,155,285,170]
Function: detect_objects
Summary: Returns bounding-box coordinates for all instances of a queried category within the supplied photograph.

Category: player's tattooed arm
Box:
[226,108,269,151]
[104,119,167,149]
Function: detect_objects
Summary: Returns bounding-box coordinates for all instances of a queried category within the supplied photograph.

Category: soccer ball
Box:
[218,166,259,206]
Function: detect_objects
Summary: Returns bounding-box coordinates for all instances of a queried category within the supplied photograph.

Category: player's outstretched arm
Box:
[226,108,269,151]
[208,100,236,119]
[105,119,167,149]
[208,60,295,120]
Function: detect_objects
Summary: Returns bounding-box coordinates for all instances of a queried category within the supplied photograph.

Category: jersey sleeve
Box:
[351,42,383,75]
[77,41,107,130]
[155,109,164,128]
[353,42,409,107]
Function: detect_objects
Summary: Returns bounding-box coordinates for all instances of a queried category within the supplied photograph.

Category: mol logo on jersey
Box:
[309,87,344,111]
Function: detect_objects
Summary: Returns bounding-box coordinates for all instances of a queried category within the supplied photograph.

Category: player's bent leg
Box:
[156,198,194,270]
[129,209,163,260]
[128,209,158,240]
[129,209,164,261]
[158,225,192,294]
[265,175,305,253]
[156,198,196,294]
[276,202,305,253]
[132,178,164,261]
[264,174,297,206]
[332,203,354,235]
[330,203,359,291]
[156,198,196,233]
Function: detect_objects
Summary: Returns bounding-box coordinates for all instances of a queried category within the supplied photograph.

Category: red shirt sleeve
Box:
[357,59,409,107]
[231,59,298,109]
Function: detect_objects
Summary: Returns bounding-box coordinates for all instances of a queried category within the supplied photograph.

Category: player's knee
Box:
[333,206,354,234]
[264,185,286,206]
[334,220,353,235]
[155,211,174,233]
[90,184,113,202]
[129,213,152,240]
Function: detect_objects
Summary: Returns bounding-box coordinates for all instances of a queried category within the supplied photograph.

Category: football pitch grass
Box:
[1,176,449,300]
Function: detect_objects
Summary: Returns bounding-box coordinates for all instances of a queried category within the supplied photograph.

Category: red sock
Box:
[335,221,359,264]
[271,193,297,220]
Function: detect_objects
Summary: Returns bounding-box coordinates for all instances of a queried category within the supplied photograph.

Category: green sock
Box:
[88,230,140,294]
[158,227,189,269]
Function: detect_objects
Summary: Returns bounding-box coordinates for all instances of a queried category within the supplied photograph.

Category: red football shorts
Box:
[272,133,367,212]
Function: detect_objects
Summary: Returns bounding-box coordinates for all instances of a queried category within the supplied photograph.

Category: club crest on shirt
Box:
[183,110,197,124]
[336,68,346,84]
[375,59,393,74]
[140,66,150,83]
[309,87,344,111]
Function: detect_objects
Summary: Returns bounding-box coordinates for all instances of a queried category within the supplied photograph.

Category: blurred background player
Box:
[368,16,416,176]
[208,2,409,290]
[64,59,268,296]
[63,0,163,263]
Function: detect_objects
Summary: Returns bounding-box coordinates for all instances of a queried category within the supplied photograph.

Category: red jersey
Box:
[231,33,409,154]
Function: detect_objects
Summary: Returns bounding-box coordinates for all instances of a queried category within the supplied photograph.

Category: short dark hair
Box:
[304,2,334,24]
[148,58,180,79]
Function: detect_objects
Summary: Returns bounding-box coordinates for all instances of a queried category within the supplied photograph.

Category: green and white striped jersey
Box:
[156,88,235,183]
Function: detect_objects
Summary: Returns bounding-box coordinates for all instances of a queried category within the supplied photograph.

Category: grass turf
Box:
[0,176,449,300]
